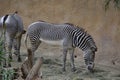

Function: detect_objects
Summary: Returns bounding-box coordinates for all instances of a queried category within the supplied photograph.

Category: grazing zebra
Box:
[24,21,97,72]
[0,12,26,66]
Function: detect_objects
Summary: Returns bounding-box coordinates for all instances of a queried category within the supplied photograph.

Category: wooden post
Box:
[25,57,43,80]
[21,49,33,79]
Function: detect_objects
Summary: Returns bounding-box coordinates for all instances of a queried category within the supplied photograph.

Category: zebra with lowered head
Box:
[24,21,97,72]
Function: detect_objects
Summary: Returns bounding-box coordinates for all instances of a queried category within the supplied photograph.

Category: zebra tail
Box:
[0,14,9,40]
[24,33,28,49]
[2,14,8,33]
[3,14,8,28]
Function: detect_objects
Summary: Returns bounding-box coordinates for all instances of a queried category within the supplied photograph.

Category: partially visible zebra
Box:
[0,12,26,66]
[24,21,97,72]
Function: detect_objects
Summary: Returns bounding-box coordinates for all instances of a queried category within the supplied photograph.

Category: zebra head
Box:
[73,27,97,72]
[85,35,97,72]
[83,47,97,72]
[82,36,97,72]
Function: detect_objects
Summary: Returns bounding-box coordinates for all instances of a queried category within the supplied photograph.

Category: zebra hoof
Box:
[62,68,66,72]
[8,63,11,67]
[9,56,13,60]
[71,67,76,72]
[18,57,22,62]
[3,64,7,68]
[13,51,17,56]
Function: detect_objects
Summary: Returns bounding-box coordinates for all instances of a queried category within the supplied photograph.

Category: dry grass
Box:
[10,39,120,80]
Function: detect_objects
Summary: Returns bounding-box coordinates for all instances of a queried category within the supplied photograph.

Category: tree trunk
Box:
[21,49,43,80]
[21,49,33,79]
[25,57,43,80]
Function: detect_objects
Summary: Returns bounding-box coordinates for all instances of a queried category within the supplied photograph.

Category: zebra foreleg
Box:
[69,48,76,72]
[62,48,68,71]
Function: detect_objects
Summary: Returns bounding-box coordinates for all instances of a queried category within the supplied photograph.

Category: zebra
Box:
[0,12,26,66]
[24,21,97,72]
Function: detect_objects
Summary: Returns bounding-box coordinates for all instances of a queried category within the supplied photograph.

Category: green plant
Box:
[0,21,15,80]
[1,68,15,80]
[0,40,6,67]
[0,38,5,80]
[105,0,120,10]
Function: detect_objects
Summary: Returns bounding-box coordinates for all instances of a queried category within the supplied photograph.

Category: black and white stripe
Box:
[72,27,97,51]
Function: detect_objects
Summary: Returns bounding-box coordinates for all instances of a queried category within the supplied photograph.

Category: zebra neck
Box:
[72,29,84,48]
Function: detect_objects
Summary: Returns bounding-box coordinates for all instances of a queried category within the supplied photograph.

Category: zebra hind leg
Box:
[13,37,22,62]
[30,40,41,65]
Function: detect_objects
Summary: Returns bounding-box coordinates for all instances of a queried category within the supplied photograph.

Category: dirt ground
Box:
[11,38,120,80]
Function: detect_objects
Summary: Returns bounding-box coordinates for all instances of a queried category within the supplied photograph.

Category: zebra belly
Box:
[40,38,64,45]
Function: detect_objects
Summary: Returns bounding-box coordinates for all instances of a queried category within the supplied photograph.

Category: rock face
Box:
[0,0,120,66]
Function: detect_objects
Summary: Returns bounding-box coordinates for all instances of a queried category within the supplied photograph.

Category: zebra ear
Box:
[91,47,97,52]
[22,30,26,34]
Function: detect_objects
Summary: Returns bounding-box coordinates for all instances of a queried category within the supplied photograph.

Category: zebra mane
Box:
[64,23,86,32]
[64,23,74,26]
[76,26,85,32]
[38,20,46,22]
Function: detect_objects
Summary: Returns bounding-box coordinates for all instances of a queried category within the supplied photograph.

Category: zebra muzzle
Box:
[87,62,94,72]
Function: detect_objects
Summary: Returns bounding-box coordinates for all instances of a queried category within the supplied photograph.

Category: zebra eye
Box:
[89,62,92,65]
[91,47,97,52]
